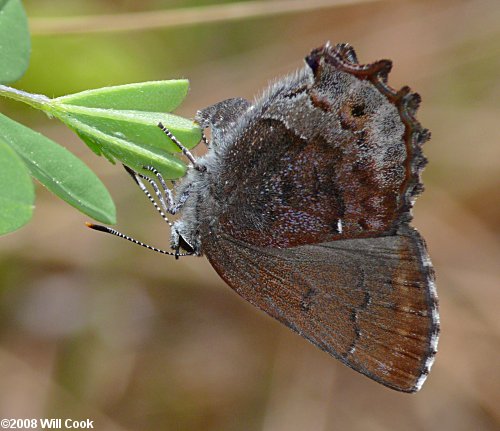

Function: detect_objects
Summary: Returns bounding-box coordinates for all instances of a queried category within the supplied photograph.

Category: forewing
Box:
[204,225,439,392]
[214,44,429,249]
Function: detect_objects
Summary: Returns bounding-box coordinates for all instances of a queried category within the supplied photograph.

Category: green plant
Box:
[0,0,201,235]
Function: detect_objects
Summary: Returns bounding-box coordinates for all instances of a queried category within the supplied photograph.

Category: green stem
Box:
[0,84,51,111]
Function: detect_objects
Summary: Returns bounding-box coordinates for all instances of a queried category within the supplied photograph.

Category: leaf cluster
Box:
[0,0,200,235]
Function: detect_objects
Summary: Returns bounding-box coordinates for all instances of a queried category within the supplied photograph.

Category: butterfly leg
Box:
[123,165,174,227]
[142,165,190,215]
[85,165,193,258]
[122,165,196,257]
[157,122,206,172]
[201,131,210,147]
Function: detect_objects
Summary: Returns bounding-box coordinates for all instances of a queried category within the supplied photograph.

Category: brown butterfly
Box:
[88,42,439,393]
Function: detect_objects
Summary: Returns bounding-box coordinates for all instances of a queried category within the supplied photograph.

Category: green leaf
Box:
[0,79,201,181]
[0,138,34,235]
[56,107,201,154]
[50,105,201,180]
[66,116,190,180]
[0,113,116,224]
[53,80,190,112]
[0,0,30,84]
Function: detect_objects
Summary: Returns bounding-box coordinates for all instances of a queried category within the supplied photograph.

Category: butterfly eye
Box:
[178,234,195,254]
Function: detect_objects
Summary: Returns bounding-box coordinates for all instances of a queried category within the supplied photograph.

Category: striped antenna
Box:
[86,223,192,258]
[158,122,206,172]
[86,165,194,259]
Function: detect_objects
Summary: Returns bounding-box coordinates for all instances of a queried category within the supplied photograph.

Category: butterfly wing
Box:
[206,43,429,249]
[203,224,439,393]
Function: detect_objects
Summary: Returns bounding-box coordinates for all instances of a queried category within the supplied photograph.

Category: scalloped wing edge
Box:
[306,42,430,227]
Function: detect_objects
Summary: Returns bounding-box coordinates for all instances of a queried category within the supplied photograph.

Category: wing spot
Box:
[351,103,366,117]
[358,218,369,230]
[300,286,318,312]
[337,218,343,234]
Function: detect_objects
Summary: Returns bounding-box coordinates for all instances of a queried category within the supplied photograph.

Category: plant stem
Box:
[0,85,51,111]
[29,0,380,35]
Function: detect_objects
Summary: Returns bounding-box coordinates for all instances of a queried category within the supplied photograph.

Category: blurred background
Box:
[0,0,499,430]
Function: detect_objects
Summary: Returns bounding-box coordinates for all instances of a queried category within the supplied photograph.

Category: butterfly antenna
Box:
[85,223,192,257]
[123,165,174,227]
[86,165,193,258]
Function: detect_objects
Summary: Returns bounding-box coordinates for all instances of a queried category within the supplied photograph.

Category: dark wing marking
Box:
[204,224,439,392]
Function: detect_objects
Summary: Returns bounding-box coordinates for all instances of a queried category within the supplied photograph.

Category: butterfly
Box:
[88,42,439,393]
